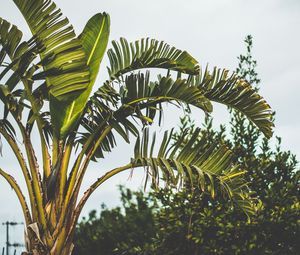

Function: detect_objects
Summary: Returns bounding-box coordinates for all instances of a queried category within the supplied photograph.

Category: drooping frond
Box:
[84,65,273,162]
[76,97,138,160]
[132,128,256,215]
[189,67,274,138]
[107,38,199,79]
[79,72,212,159]
[118,72,212,121]
[0,18,41,95]
[0,18,23,64]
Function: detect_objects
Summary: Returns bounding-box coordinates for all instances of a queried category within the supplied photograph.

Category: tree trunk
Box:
[23,229,74,255]
[22,244,73,255]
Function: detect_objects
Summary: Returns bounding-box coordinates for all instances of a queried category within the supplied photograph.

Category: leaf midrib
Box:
[87,17,106,65]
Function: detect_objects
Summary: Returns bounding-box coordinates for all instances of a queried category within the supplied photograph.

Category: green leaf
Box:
[118,72,212,124]
[0,18,23,63]
[107,38,199,79]
[190,67,274,138]
[57,13,111,138]
[131,128,255,215]
[79,12,110,87]
[51,13,111,137]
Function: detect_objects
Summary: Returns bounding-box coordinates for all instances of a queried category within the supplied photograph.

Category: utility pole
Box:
[2,222,24,255]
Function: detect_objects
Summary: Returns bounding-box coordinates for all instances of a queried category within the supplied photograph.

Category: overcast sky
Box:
[0,0,299,250]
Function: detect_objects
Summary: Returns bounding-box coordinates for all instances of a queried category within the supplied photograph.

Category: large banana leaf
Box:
[121,73,210,109]
[107,38,200,79]
[49,13,111,137]
[189,67,274,137]
[132,128,256,215]
[12,0,90,137]
[57,13,111,138]
[79,13,110,87]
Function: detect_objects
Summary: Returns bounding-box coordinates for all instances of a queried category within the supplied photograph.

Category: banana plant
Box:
[0,0,274,254]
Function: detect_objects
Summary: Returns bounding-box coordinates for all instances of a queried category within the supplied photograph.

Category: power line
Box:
[2,222,24,255]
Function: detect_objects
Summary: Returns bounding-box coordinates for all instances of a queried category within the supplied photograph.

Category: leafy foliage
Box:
[74,186,157,255]
[152,116,299,255]
[132,127,256,215]
[107,38,200,79]
[0,0,275,253]
[74,115,300,255]
[74,36,299,255]
[189,67,273,138]
[13,0,92,137]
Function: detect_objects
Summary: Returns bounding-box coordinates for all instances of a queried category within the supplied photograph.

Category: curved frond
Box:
[190,67,274,138]
[0,18,23,64]
[118,72,212,120]
[80,72,212,159]
[132,128,256,215]
[80,70,211,156]
[107,37,199,79]
[0,18,36,95]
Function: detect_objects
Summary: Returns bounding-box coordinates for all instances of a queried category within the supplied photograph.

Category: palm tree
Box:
[0,0,274,254]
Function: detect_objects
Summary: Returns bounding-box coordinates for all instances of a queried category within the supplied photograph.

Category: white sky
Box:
[0,0,299,251]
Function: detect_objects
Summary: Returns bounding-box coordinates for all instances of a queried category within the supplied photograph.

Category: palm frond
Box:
[132,128,256,215]
[80,72,212,159]
[124,72,211,108]
[0,18,41,94]
[91,80,120,108]
[189,67,274,138]
[0,18,23,65]
[113,72,212,125]
[107,37,199,79]
[76,99,138,160]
